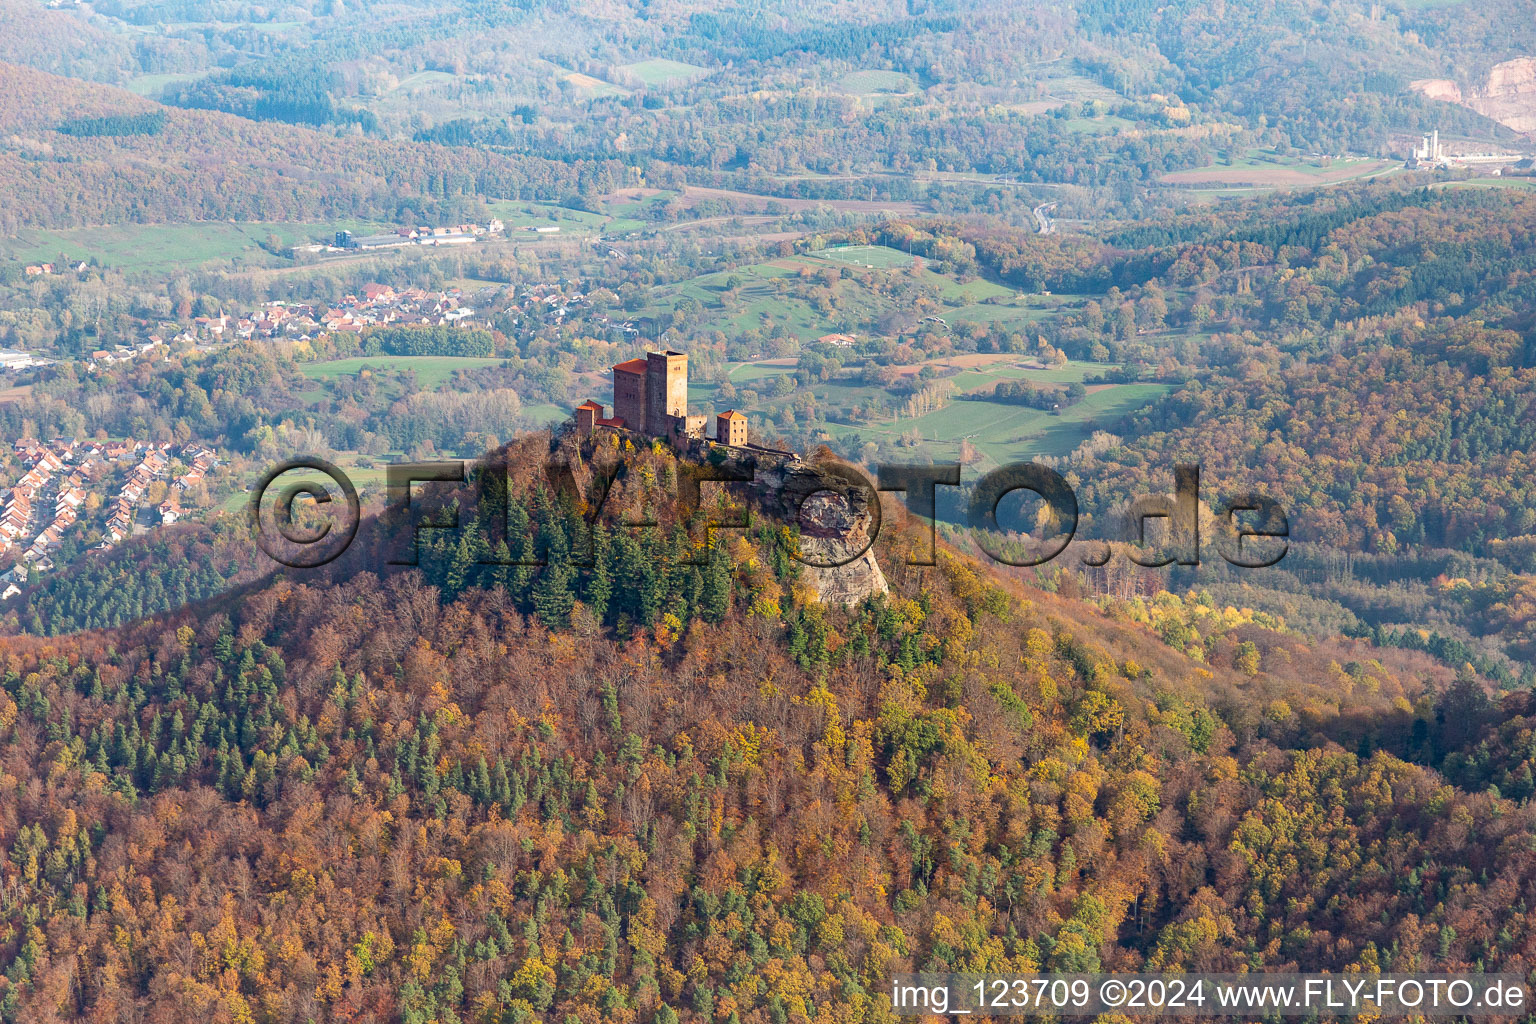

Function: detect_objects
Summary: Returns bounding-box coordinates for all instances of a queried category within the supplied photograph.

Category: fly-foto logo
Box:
[250,456,1288,571]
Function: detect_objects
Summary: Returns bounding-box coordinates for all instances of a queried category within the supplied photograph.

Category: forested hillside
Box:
[0,438,1531,1023]
[3,2,1536,1021]
[0,63,621,232]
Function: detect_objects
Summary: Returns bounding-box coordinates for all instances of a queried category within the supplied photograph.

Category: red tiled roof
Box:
[596,417,627,429]
[612,358,648,375]
[718,409,746,420]
[576,400,603,412]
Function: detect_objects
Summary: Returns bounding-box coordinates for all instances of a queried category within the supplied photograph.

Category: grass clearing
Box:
[558,70,630,99]
[1437,177,1536,191]
[393,71,458,93]
[1024,63,1126,106]
[0,219,392,273]
[1162,150,1397,188]
[484,200,607,233]
[299,356,505,390]
[123,72,200,96]
[619,59,710,86]
[812,244,921,269]
[825,380,1171,467]
[631,248,1078,347]
[523,403,570,426]
[1060,114,1135,134]
[838,70,915,94]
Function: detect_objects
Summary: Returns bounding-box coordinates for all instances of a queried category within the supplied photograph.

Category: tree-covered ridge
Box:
[56,110,167,137]
[0,62,625,233]
[5,522,256,637]
[0,438,1528,1024]
[859,190,1536,565]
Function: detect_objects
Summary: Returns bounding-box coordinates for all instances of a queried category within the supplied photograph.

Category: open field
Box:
[635,245,1073,343]
[619,59,710,85]
[824,379,1172,467]
[838,70,915,94]
[123,72,199,96]
[558,70,630,98]
[814,244,922,269]
[0,219,393,273]
[1060,114,1136,134]
[484,200,608,233]
[679,347,1170,471]
[596,185,925,218]
[298,356,505,390]
[1437,177,1536,191]
[1022,61,1128,108]
[393,71,458,93]
[0,384,32,406]
[222,454,396,515]
[587,185,929,238]
[1161,154,1397,188]
[523,403,570,425]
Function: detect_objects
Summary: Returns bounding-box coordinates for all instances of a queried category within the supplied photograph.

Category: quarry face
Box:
[1413,56,1536,134]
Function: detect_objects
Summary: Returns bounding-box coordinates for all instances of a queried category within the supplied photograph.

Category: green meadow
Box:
[299,356,506,390]
[619,59,710,86]
[0,219,390,274]
[824,381,1172,467]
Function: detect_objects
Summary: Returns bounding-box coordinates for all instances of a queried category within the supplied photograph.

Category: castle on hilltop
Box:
[574,349,748,448]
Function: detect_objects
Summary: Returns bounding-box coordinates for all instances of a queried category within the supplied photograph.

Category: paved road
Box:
[1032,202,1058,235]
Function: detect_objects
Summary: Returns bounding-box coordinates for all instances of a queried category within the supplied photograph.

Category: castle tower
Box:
[645,350,688,437]
[612,357,648,429]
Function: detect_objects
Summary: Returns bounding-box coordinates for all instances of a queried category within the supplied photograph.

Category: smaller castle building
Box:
[716,409,747,447]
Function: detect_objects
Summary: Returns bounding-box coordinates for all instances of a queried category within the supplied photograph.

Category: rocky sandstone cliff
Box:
[1413,56,1536,134]
[561,433,890,608]
[748,455,889,607]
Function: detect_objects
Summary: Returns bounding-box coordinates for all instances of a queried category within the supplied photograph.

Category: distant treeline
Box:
[1351,622,1535,690]
[57,111,167,137]
[684,12,958,64]
[0,62,630,234]
[165,62,378,131]
[361,325,495,358]
[11,525,250,636]
[985,380,1087,409]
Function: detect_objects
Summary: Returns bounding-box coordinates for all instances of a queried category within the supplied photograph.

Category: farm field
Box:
[838,69,915,94]
[392,70,458,93]
[824,379,1172,468]
[637,244,1068,342]
[813,244,922,269]
[619,59,710,85]
[123,71,199,96]
[556,69,629,98]
[1437,177,1536,191]
[1061,113,1136,133]
[484,200,608,233]
[298,356,505,390]
[0,219,392,273]
[1022,61,1128,108]
[1161,152,1397,188]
